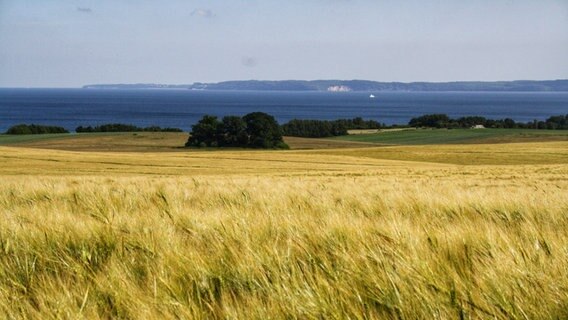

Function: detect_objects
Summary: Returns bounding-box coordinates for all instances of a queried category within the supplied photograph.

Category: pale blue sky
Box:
[0,0,567,87]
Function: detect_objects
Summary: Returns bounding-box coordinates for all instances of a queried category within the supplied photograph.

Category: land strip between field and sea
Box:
[1,128,568,152]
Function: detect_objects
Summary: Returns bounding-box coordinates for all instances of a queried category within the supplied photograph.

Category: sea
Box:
[0,88,567,132]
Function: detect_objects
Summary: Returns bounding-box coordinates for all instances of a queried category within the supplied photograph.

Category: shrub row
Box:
[5,124,69,135]
[409,114,568,129]
[280,117,383,138]
[281,120,348,138]
[76,124,183,132]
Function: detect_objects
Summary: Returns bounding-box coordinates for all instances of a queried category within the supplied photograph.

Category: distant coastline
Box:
[83,79,568,92]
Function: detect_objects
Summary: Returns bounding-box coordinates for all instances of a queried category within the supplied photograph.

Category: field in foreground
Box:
[1,142,567,319]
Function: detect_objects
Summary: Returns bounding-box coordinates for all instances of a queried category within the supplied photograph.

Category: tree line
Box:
[5,124,69,134]
[281,117,382,138]
[408,114,568,129]
[76,124,182,133]
[5,114,567,141]
[5,123,183,134]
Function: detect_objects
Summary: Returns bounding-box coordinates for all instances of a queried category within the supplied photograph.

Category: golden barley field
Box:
[1,141,567,319]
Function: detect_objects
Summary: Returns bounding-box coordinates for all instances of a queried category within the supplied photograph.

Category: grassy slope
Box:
[333,128,568,145]
[5,132,190,152]
[0,133,76,145]
[0,132,157,146]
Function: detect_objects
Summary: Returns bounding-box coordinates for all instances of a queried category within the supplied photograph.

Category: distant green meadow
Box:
[333,128,568,145]
[0,133,73,145]
[0,132,130,145]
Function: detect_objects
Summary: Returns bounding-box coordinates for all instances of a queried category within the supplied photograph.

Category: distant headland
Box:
[83,79,568,92]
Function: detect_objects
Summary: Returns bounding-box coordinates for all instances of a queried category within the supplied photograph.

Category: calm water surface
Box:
[0,88,567,132]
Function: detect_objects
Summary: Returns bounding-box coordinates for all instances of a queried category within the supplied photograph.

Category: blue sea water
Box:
[0,88,567,132]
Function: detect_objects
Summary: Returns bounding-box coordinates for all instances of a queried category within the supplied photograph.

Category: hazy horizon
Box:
[1,0,567,88]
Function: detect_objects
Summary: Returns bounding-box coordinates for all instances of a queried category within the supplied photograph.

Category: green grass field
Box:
[0,133,76,144]
[333,128,568,145]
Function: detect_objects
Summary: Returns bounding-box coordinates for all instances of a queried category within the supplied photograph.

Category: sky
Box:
[0,0,567,87]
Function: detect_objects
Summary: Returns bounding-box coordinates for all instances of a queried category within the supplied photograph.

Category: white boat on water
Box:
[369,94,375,99]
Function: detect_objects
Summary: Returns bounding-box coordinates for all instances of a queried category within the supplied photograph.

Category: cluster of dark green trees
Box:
[281,117,382,138]
[409,114,568,129]
[281,120,348,138]
[187,112,288,149]
[76,124,182,133]
[337,117,382,130]
[539,115,568,129]
[5,124,69,134]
